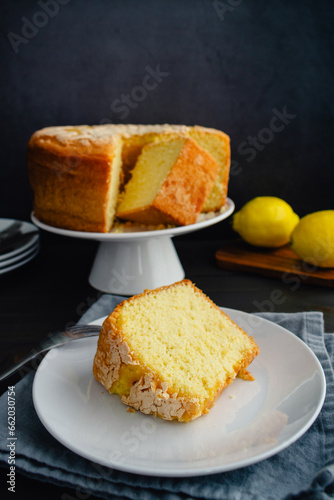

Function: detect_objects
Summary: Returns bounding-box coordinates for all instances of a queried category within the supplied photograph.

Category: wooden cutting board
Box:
[215,239,334,287]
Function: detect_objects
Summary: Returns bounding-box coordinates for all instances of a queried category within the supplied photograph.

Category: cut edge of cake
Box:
[116,136,220,226]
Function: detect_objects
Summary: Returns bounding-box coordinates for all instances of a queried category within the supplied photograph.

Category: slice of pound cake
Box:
[93,280,260,422]
[116,136,219,226]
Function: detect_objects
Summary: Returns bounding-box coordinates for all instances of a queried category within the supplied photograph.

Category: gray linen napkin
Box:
[0,295,333,500]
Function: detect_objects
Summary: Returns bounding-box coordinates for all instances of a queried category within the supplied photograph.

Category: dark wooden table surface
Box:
[1,225,333,499]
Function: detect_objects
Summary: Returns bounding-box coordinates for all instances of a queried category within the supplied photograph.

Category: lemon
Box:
[290,210,334,268]
[232,196,299,247]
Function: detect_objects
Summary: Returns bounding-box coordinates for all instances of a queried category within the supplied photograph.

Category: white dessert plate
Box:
[0,244,40,275]
[31,198,235,241]
[32,308,326,477]
[0,242,40,269]
[0,218,39,262]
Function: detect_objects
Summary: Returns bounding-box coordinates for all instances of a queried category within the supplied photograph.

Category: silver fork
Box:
[0,324,101,381]
[0,221,22,243]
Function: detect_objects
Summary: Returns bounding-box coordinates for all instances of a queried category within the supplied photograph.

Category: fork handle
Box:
[0,350,47,382]
[0,327,101,382]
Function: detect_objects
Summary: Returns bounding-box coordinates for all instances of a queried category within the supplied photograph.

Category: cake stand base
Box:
[88,236,185,295]
[31,198,235,296]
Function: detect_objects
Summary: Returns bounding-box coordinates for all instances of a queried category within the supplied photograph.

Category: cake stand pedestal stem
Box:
[88,235,185,295]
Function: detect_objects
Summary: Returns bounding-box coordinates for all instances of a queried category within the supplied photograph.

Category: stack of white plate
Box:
[0,219,40,275]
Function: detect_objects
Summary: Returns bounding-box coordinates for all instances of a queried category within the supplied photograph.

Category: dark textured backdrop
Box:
[1,0,333,226]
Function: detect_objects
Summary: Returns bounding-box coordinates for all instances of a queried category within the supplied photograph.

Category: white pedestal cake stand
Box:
[31,198,234,295]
